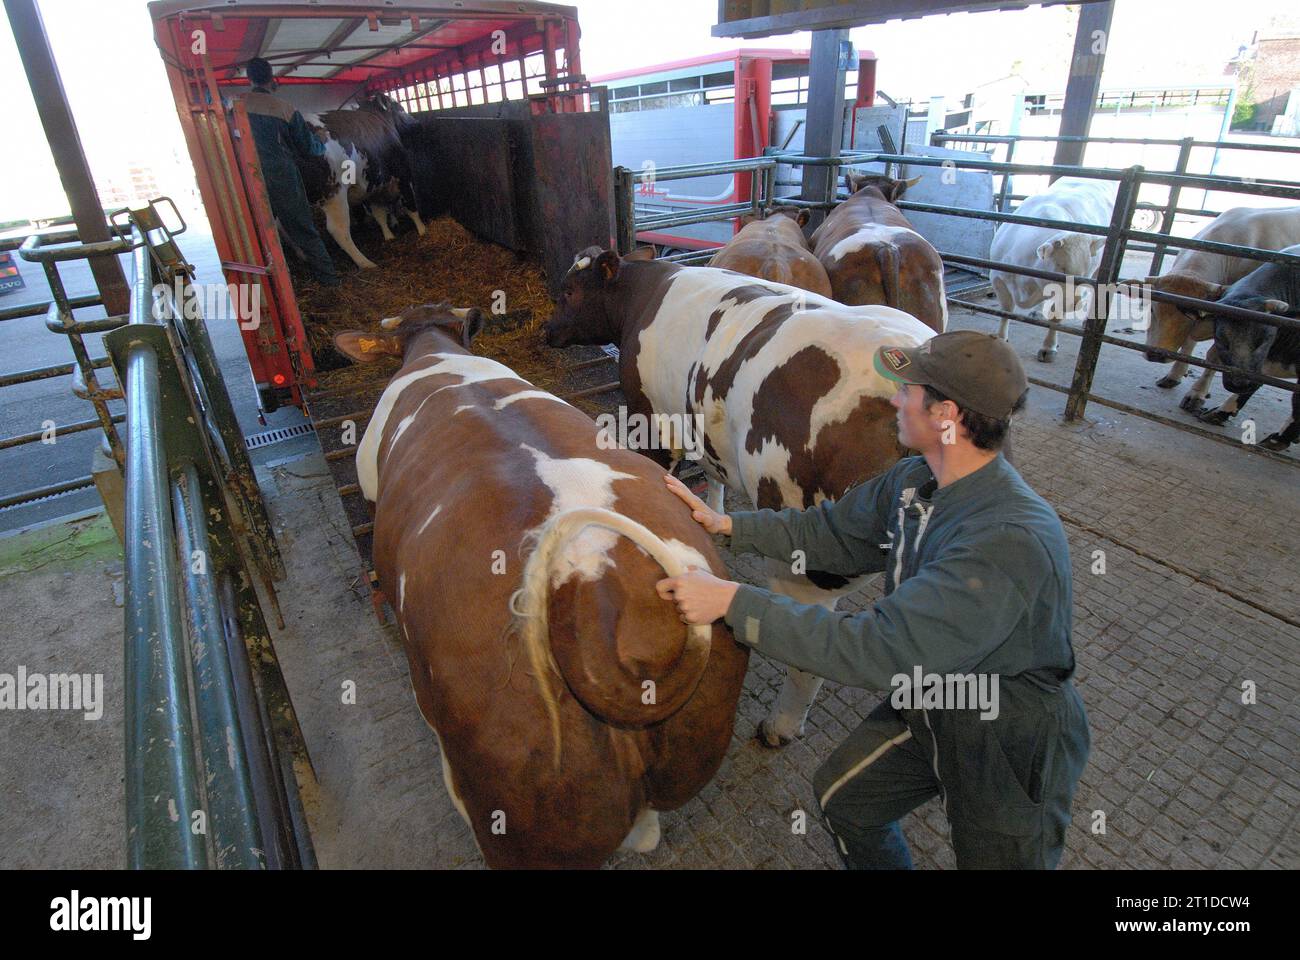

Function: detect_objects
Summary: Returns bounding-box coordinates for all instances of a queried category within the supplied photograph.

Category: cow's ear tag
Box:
[334,330,396,363]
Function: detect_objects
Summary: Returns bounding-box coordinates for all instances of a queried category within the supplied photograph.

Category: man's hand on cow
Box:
[663,473,732,536]
[655,567,739,626]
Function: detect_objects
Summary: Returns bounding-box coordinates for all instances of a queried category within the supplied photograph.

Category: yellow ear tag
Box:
[358,337,381,353]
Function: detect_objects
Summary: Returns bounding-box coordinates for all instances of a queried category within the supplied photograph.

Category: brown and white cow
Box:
[545,249,935,746]
[299,102,426,269]
[1126,205,1300,411]
[810,172,948,332]
[708,207,833,297]
[334,303,747,868]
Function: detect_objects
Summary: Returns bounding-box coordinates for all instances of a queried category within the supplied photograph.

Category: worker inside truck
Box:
[241,57,340,288]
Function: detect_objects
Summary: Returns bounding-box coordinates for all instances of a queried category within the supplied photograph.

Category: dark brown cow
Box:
[545,249,935,746]
[708,207,833,297]
[811,172,948,332]
[334,303,748,868]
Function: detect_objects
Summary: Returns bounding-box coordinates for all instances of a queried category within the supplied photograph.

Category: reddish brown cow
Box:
[334,303,748,868]
[708,207,833,297]
[811,172,948,332]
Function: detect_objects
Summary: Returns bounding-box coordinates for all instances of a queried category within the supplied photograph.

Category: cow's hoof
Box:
[1037,348,1057,363]
[1156,376,1181,389]
[1260,433,1292,451]
[755,719,794,749]
[1179,395,1205,413]
[1198,408,1232,426]
[358,260,378,270]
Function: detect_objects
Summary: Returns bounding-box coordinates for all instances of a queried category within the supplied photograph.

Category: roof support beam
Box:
[1053,0,1115,171]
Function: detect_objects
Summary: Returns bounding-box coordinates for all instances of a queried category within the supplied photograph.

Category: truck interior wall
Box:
[405,99,614,296]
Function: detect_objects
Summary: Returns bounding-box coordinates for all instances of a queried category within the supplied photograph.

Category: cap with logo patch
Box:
[873,331,1028,420]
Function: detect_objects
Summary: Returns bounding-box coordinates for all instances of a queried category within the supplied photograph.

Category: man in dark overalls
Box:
[242,57,339,286]
[658,331,1091,869]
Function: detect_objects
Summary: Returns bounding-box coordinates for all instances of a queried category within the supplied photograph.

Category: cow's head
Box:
[363,93,417,134]
[1210,296,1291,393]
[845,172,922,203]
[1036,231,1107,312]
[333,302,485,363]
[545,245,655,348]
[1118,273,1227,362]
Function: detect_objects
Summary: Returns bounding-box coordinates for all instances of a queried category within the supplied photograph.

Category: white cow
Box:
[989,177,1119,362]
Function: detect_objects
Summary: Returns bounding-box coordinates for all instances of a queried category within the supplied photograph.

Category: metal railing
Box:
[930,132,1300,274]
[610,149,1300,461]
[2,220,131,509]
[90,204,314,868]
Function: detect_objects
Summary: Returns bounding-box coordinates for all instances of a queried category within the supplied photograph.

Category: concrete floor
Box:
[5,287,1295,869]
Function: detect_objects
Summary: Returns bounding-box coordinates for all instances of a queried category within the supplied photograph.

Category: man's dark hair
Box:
[247,57,274,87]
[922,384,1027,451]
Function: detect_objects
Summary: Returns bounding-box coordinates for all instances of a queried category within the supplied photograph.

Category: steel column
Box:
[799,29,849,230]
[3,0,130,316]
[1052,1,1115,171]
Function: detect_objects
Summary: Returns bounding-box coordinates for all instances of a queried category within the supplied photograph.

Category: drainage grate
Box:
[243,421,318,450]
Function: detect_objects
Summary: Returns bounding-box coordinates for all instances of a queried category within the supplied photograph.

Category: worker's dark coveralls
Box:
[725,454,1090,869]
[243,87,339,286]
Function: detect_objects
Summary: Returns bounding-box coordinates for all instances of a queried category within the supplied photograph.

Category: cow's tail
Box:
[876,243,901,312]
[509,508,713,769]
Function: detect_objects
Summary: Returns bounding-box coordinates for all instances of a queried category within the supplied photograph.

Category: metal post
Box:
[172,460,266,869]
[1052,1,1115,171]
[998,139,1017,212]
[799,29,849,231]
[1065,165,1142,421]
[613,166,636,254]
[3,0,130,316]
[1150,137,1193,275]
[122,340,208,869]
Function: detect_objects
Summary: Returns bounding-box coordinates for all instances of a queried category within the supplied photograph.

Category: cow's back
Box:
[629,267,932,511]
[365,356,747,866]
[811,193,946,330]
[1172,205,1300,284]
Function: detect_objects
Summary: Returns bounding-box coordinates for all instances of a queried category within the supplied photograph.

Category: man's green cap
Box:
[874,331,1028,420]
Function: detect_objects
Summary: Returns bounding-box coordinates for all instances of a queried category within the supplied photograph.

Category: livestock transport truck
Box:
[149,0,614,413]
[593,48,998,275]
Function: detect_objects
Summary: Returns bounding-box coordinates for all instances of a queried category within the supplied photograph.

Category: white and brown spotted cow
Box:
[811,172,948,333]
[545,249,936,746]
[299,102,425,269]
[334,303,748,868]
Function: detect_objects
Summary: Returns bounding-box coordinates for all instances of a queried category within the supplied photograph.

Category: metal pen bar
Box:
[0,413,126,452]
[122,340,208,870]
[0,475,95,512]
[0,355,112,390]
[1067,166,1142,420]
[171,460,265,869]
[0,293,101,323]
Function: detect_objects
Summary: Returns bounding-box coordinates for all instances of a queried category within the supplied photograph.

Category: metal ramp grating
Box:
[243,421,318,450]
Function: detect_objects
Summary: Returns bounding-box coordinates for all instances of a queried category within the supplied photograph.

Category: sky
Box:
[1,0,1296,222]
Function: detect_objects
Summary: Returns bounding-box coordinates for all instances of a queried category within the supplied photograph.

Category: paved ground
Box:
[2,266,1296,870]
